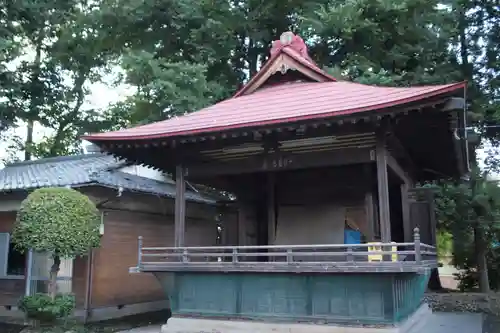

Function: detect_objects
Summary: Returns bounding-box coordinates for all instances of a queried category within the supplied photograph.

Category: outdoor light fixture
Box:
[99,212,105,236]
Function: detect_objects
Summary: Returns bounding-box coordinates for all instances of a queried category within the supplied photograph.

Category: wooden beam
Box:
[386,151,412,185]
[375,139,391,244]
[385,133,418,180]
[174,164,186,247]
[185,148,373,178]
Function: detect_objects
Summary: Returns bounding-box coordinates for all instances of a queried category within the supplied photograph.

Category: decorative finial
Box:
[279,31,294,45]
[270,32,313,63]
[413,227,420,240]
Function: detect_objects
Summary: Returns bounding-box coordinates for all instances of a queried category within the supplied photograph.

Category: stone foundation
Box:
[160,304,431,333]
[156,271,430,325]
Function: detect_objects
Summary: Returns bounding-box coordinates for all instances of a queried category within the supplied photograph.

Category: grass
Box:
[0,310,169,333]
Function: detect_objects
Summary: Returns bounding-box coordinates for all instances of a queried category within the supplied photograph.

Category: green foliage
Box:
[12,187,101,258]
[428,170,500,290]
[436,230,453,258]
[301,0,462,86]
[454,248,500,291]
[0,0,122,160]
[18,293,75,323]
[109,50,226,125]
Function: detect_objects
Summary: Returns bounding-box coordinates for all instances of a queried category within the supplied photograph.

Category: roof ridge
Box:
[232,32,335,98]
[89,169,219,203]
[5,153,112,168]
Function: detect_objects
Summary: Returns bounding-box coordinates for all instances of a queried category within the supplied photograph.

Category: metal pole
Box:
[24,249,33,296]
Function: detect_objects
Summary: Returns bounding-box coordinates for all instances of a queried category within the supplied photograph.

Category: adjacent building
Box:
[0,152,225,322]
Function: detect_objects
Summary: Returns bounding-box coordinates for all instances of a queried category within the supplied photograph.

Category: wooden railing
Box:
[131,227,437,273]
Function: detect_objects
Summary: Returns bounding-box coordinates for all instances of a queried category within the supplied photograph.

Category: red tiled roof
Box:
[83,80,466,141]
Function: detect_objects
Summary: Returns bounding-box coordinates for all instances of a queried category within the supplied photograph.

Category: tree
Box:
[97,0,331,124]
[12,188,101,299]
[1,0,120,159]
[428,170,500,291]
[107,51,226,125]
[302,0,462,85]
[0,4,20,136]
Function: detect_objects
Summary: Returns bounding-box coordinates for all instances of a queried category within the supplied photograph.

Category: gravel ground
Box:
[424,292,500,314]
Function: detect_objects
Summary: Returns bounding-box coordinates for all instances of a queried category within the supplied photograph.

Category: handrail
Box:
[141,242,417,251]
[133,227,438,270]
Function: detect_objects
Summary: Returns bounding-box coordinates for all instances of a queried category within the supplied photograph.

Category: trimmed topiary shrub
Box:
[18,293,75,324]
[12,187,101,320]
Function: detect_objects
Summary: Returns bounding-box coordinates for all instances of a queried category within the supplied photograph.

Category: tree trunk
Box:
[48,256,61,300]
[247,38,259,79]
[24,119,34,161]
[25,33,43,161]
[428,268,443,291]
[474,224,490,292]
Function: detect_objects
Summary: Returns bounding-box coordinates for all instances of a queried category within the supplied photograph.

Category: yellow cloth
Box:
[367,242,397,262]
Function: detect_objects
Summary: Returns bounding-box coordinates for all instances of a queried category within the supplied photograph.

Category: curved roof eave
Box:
[82,81,467,142]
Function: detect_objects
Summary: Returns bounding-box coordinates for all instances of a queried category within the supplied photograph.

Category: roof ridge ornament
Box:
[280,31,294,45]
[271,31,313,63]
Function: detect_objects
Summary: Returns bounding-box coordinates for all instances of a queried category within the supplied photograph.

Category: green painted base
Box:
[154,271,430,325]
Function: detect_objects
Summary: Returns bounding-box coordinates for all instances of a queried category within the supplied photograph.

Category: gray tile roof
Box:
[0,154,216,204]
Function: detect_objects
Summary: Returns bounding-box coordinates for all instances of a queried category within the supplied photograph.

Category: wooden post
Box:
[232,248,238,263]
[267,172,276,246]
[375,140,391,244]
[414,227,421,264]
[401,183,412,242]
[376,137,391,262]
[363,164,376,241]
[137,236,143,267]
[174,164,186,247]
[364,192,375,241]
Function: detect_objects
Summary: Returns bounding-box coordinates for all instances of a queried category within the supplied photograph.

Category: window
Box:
[0,233,26,276]
[7,242,25,275]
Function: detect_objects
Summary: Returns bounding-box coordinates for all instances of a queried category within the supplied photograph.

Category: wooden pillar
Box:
[364,192,375,242]
[363,164,375,242]
[401,183,412,242]
[267,173,276,245]
[375,140,391,243]
[174,164,186,247]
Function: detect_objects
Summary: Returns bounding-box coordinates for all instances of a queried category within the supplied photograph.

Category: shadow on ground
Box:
[0,310,169,333]
[85,310,169,332]
[0,322,25,333]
